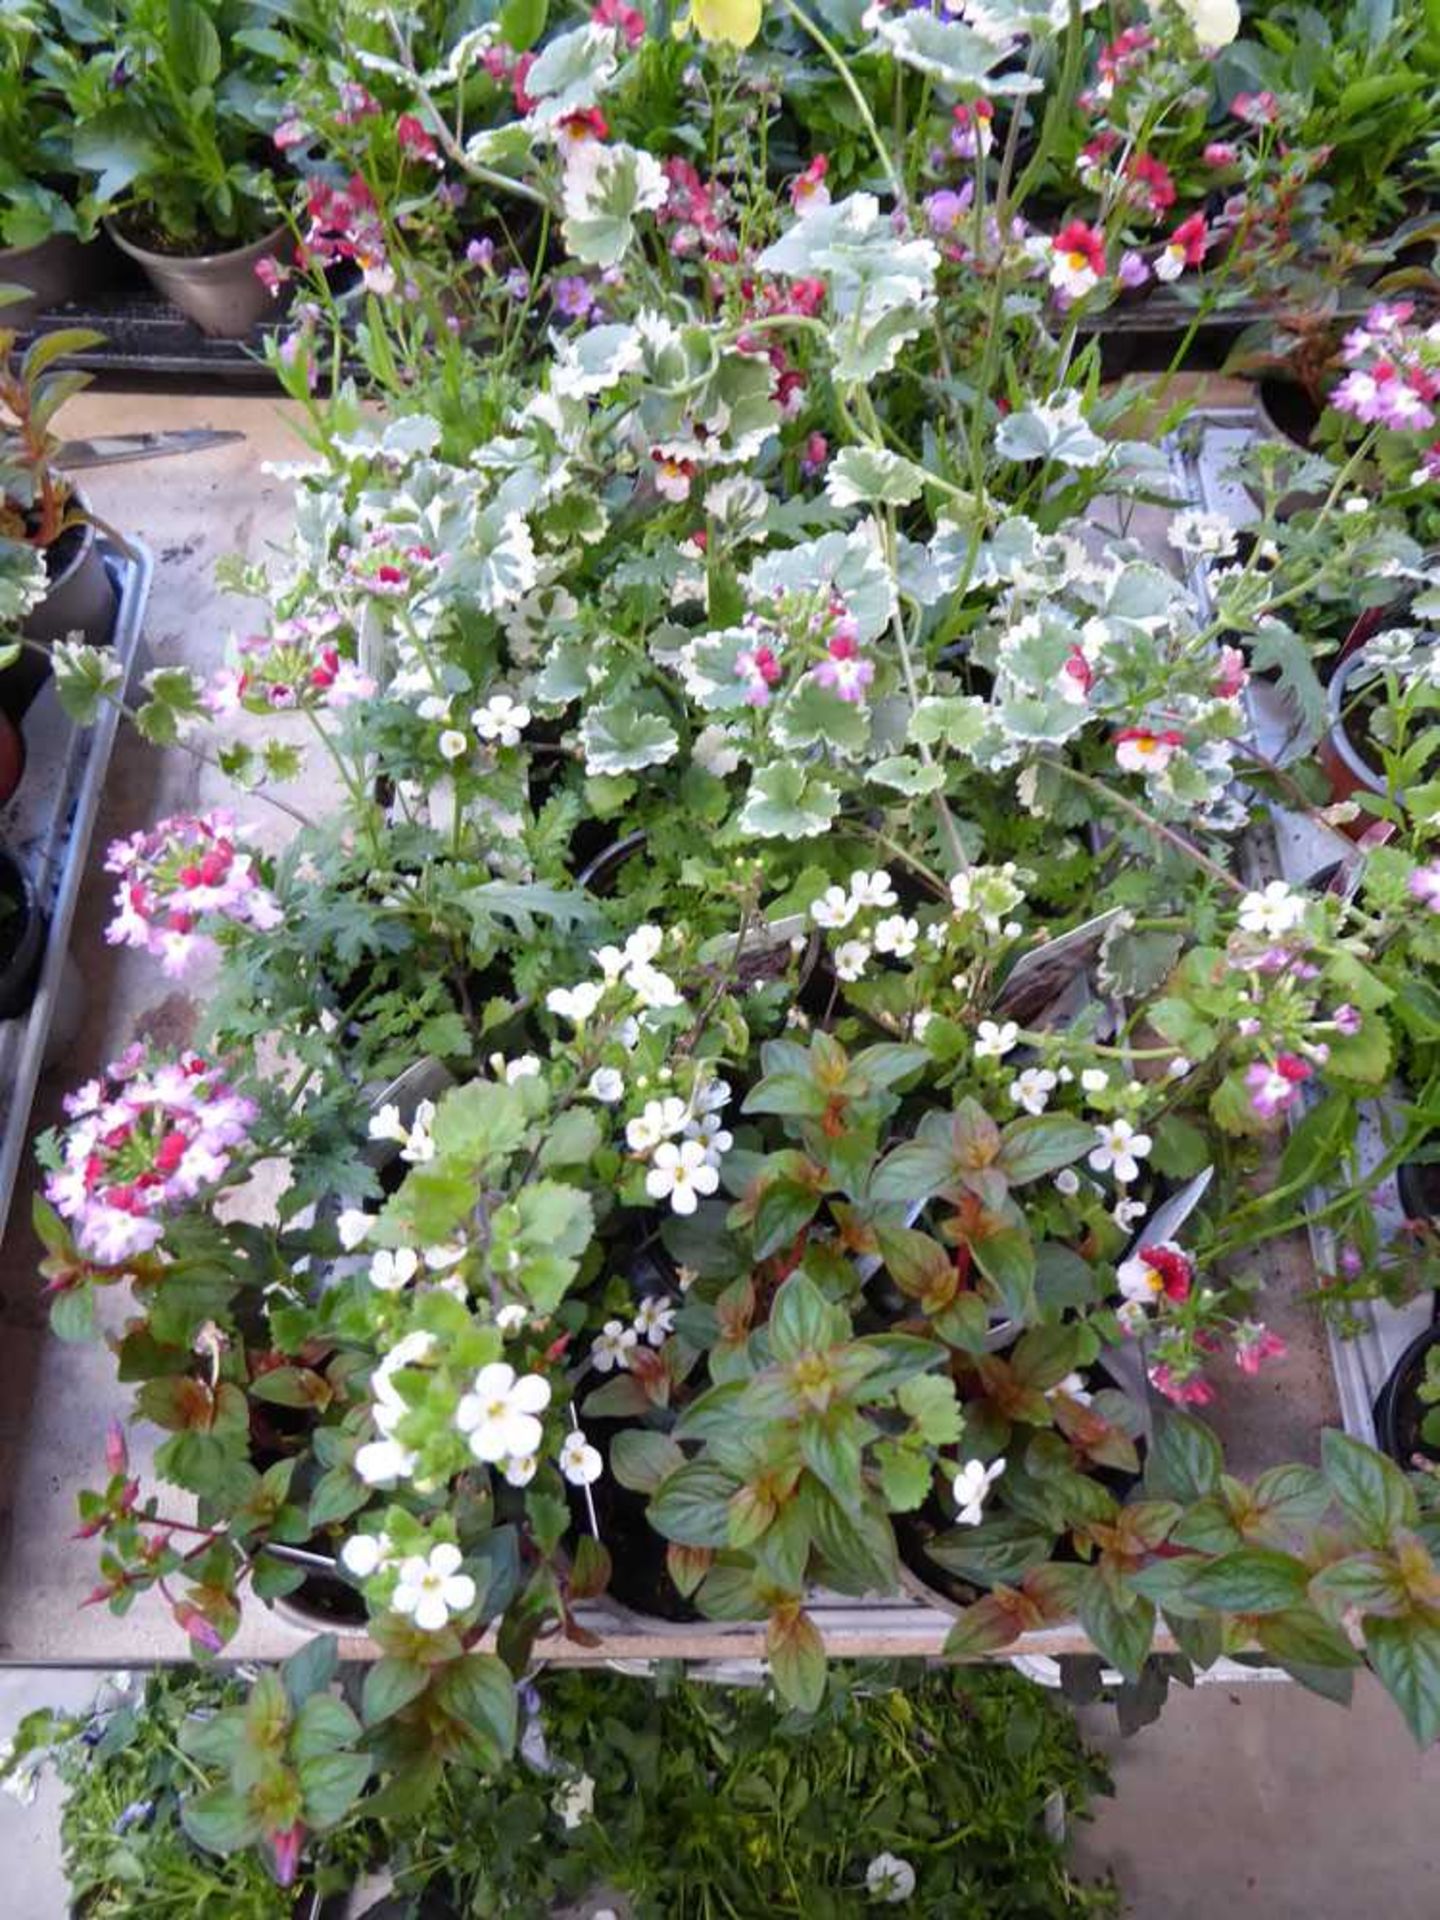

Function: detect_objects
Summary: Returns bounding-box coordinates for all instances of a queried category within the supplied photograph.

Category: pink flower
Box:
[1117,1241,1193,1307]
[1244,1053,1312,1120]
[1154,212,1208,283]
[950,98,994,160]
[1234,1323,1287,1375]
[1149,1362,1216,1407]
[811,638,875,704]
[254,254,289,295]
[273,117,308,151]
[791,155,830,217]
[104,812,283,979]
[1213,645,1249,698]
[1050,220,1106,298]
[269,1823,305,1888]
[1232,90,1281,125]
[736,645,782,706]
[1117,249,1150,290]
[1114,726,1183,775]
[800,431,829,477]
[335,81,381,125]
[1203,141,1238,166]
[1058,646,1093,704]
[593,0,646,42]
[1410,862,1440,910]
[1127,153,1176,215]
[397,114,442,167]
[1332,1003,1363,1037]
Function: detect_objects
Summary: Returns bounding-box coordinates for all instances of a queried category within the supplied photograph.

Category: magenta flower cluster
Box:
[104,811,283,980]
[1330,300,1440,437]
[45,1049,258,1266]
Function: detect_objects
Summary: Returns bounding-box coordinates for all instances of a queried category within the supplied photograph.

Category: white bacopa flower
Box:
[424,1242,466,1271]
[591,1319,638,1372]
[626,1095,688,1153]
[555,1772,596,1830]
[695,1077,732,1114]
[1049,1371,1094,1406]
[634,1296,675,1345]
[503,1452,539,1487]
[645,1138,720,1214]
[354,1437,417,1486]
[1177,0,1240,48]
[1167,509,1237,559]
[952,1456,1005,1526]
[391,1543,476,1632]
[455,1362,551,1463]
[559,1428,603,1486]
[873,914,919,959]
[370,1246,420,1292]
[416,694,452,722]
[504,1054,542,1083]
[335,1207,373,1250]
[438,728,469,762]
[495,1303,528,1335]
[1089,1118,1152,1184]
[546,981,604,1024]
[1055,1167,1081,1196]
[627,961,684,1010]
[1009,1067,1058,1115]
[834,938,871,982]
[368,1103,406,1145]
[1113,1197,1148,1230]
[1237,880,1306,938]
[1080,1067,1109,1095]
[850,868,898,911]
[587,1067,625,1104]
[471,694,531,745]
[866,1853,917,1903]
[624,925,665,966]
[811,884,857,930]
[974,1019,1020,1060]
[684,1111,733,1164]
[340,1531,391,1578]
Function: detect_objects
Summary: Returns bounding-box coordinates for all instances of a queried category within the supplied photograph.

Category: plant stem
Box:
[1054,762,1246,894]
[781,0,901,200]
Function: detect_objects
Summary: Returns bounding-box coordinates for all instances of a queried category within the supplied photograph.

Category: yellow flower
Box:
[689,0,763,47]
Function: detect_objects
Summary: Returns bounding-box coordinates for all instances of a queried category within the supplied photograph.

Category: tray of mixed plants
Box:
[14,1,1440,1891]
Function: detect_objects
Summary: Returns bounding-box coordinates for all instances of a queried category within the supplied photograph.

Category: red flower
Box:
[592,0,646,43]
[1127,152,1176,214]
[1170,212,1208,266]
[396,114,441,167]
[1053,220,1106,277]
[557,107,608,146]
[1136,1242,1193,1302]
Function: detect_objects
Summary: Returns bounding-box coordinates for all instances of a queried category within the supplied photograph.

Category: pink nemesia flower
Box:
[1050,220,1106,299]
[1234,1323,1287,1374]
[1203,141,1238,166]
[1410,862,1440,910]
[592,0,646,43]
[790,155,830,218]
[1154,212,1207,283]
[1232,90,1281,125]
[1149,1362,1216,1406]
[1114,726,1183,775]
[1213,645,1249,698]
[396,114,442,168]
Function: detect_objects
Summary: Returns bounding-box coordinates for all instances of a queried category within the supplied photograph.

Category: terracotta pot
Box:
[0,848,45,1019]
[3,515,118,720]
[0,709,23,804]
[104,217,292,338]
[0,232,96,326]
[1320,642,1404,828]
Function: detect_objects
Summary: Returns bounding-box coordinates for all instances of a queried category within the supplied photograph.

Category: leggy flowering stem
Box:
[780,0,901,201]
[1054,762,1246,895]
[857,824,950,899]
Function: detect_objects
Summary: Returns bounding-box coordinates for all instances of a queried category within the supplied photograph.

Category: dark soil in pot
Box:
[565,1411,702,1624]
[0,711,24,806]
[1256,376,1322,451]
[1374,1321,1440,1468]
[0,848,45,1018]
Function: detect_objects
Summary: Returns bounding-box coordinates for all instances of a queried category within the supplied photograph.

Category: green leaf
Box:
[898,1372,963,1446]
[180,1786,262,1857]
[71,117,157,203]
[737,763,839,839]
[970,1225,1035,1323]
[648,1463,741,1548]
[537,1108,603,1170]
[1322,1430,1418,1545]
[430,1080,526,1168]
[1145,1411,1224,1503]
[579,703,680,775]
[608,1429,686,1495]
[1076,1580,1155,1683]
[997,1114,1095,1184]
[766,1607,827,1712]
[769,1271,843,1364]
[1309,1553,1409,1619]
[297,1749,372,1829]
[1184,1548,1311,1615]
[825,445,925,508]
[876,1439,933,1511]
[798,1405,865,1506]
[498,0,548,48]
[50,1286,97,1342]
[362,1658,431,1728]
[433,1655,518,1769]
[281,1634,337,1710]
[292,1694,362,1761]
[1365,1611,1440,1746]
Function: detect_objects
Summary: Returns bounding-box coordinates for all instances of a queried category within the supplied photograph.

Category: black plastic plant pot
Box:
[1397,1159,1440,1227]
[1374,1322,1440,1469]
[5,512,120,721]
[0,849,45,1021]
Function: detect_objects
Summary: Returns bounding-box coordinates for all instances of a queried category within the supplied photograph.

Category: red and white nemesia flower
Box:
[1049,221,1106,299]
[1113,726,1184,775]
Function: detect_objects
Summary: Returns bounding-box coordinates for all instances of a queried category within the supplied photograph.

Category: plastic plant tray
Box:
[1169,411,1423,1446]
[0,537,154,1243]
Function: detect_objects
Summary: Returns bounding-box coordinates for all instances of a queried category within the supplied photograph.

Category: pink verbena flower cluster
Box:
[104,811,283,979]
[1331,301,1440,437]
[734,592,873,708]
[204,610,376,715]
[45,1049,257,1265]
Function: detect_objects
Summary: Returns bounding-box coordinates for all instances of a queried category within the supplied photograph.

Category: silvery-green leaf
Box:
[746,524,895,644]
[704,475,769,540]
[869,755,945,795]
[550,321,646,399]
[738,764,840,838]
[770,678,871,756]
[896,534,952,608]
[0,538,46,622]
[835,303,932,384]
[580,704,680,774]
[450,505,538,610]
[826,446,925,510]
[998,690,1086,745]
[461,123,536,172]
[910,695,993,753]
[995,399,1108,470]
[534,642,592,704]
[562,142,666,268]
[870,13,1044,91]
[972,515,1041,585]
[523,23,618,122]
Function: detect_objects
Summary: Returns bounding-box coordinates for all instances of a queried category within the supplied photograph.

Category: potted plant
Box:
[55,0,293,336]
[0,0,109,323]
[0,301,116,716]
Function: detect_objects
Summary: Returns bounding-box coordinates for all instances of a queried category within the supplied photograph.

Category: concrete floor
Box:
[0,387,1437,1915]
